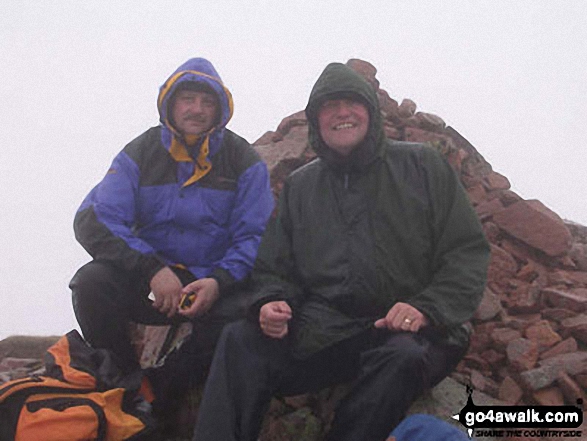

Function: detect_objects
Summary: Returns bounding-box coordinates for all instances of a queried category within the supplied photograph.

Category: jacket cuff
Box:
[210,267,237,296]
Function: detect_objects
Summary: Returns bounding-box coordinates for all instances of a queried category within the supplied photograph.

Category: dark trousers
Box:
[70,260,245,419]
[193,319,466,441]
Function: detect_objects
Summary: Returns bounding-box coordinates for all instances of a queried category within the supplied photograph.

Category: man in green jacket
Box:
[193,63,490,441]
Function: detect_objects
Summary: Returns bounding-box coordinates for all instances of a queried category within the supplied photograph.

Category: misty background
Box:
[1,1,586,339]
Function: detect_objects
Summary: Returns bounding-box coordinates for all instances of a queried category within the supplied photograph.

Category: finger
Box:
[374,318,387,328]
[274,301,292,315]
[264,325,288,339]
[151,292,163,310]
[263,321,287,333]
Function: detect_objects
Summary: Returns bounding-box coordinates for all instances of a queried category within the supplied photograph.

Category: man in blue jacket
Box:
[69,58,274,408]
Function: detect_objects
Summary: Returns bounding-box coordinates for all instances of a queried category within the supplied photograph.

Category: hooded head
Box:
[305,63,384,171]
[158,58,233,146]
[157,58,234,186]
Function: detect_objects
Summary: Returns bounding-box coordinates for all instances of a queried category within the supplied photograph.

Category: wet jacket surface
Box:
[252,63,490,358]
[74,58,274,293]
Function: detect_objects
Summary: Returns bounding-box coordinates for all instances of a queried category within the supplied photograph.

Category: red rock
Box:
[499,190,523,206]
[492,200,572,257]
[569,243,587,271]
[547,270,575,287]
[481,349,505,366]
[524,320,562,348]
[483,171,510,191]
[462,354,491,372]
[466,183,487,206]
[403,128,456,151]
[506,338,539,371]
[255,126,311,173]
[383,124,401,140]
[539,337,578,360]
[415,112,446,131]
[253,131,279,145]
[275,110,307,136]
[542,288,587,313]
[470,369,488,391]
[397,98,417,118]
[346,59,379,91]
[560,314,587,343]
[500,238,535,265]
[502,313,542,331]
[482,221,501,244]
[574,373,587,389]
[468,331,492,353]
[473,287,503,321]
[533,387,565,406]
[557,255,577,269]
[498,376,524,404]
[563,271,587,286]
[517,262,539,283]
[556,372,586,405]
[521,365,563,391]
[542,308,577,323]
[487,245,518,290]
[506,282,542,314]
[474,198,504,221]
[377,89,399,118]
[573,287,587,297]
[491,327,523,349]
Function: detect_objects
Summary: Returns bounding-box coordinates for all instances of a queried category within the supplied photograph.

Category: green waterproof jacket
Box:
[252,63,490,359]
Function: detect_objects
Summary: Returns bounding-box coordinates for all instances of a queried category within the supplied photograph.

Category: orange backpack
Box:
[0,330,155,441]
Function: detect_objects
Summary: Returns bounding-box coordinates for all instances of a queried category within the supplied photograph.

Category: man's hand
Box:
[149,267,183,318]
[259,301,292,339]
[374,302,428,333]
[178,278,220,318]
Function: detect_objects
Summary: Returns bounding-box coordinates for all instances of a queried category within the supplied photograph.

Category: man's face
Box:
[171,89,219,136]
[317,98,369,156]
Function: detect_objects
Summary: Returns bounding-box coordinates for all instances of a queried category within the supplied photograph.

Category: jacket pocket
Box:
[16,396,107,441]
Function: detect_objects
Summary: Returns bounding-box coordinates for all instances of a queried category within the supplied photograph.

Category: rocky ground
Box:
[3,59,587,440]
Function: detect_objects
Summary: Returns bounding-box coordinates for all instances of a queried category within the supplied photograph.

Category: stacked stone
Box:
[253,59,587,411]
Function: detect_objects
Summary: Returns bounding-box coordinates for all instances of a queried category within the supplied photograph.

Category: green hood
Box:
[304,63,385,171]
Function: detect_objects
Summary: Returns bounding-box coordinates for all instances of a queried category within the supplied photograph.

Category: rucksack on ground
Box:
[0,330,155,441]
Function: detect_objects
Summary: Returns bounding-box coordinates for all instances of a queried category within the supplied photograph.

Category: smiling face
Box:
[317,98,370,156]
[171,89,219,136]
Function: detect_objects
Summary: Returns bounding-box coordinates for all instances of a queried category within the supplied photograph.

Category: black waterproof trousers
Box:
[70,260,245,422]
[193,319,466,441]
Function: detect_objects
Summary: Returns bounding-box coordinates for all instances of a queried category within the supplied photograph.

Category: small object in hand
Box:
[180,291,197,309]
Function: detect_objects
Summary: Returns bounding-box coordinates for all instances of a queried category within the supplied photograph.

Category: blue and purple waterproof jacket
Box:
[74,58,274,292]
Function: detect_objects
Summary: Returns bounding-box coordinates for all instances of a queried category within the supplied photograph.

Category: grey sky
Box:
[1,1,586,338]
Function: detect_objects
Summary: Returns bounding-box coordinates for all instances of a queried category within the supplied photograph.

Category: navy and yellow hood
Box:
[305,62,385,171]
[157,58,234,185]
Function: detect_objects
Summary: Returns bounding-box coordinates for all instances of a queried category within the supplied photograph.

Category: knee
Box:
[70,261,115,292]
[378,333,428,373]
[219,319,260,350]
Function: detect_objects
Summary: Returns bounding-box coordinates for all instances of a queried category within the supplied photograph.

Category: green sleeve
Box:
[249,180,305,315]
[408,148,490,331]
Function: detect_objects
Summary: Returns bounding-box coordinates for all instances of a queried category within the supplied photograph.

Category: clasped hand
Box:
[149,267,219,318]
[374,302,428,333]
[259,301,292,339]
